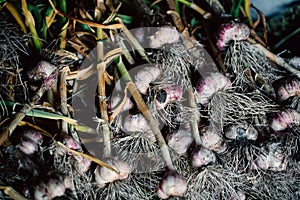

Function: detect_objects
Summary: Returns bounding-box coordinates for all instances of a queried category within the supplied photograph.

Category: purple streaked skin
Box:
[94,158,131,188]
[196,72,231,105]
[157,171,187,199]
[16,129,43,155]
[155,85,183,110]
[276,78,300,102]
[192,146,216,168]
[216,22,250,51]
[27,61,58,90]
[270,109,300,132]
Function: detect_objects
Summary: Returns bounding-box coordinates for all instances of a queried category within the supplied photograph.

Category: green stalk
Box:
[21,0,41,51]
[59,0,67,49]
[176,0,209,17]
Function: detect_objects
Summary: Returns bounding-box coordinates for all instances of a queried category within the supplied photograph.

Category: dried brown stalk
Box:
[249,39,300,79]
[0,186,27,200]
[127,82,175,171]
[97,42,112,157]
[115,17,150,63]
[47,0,122,29]
[188,88,202,146]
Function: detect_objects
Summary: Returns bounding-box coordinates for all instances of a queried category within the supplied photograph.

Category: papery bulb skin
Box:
[201,126,226,153]
[157,171,187,199]
[135,66,161,94]
[123,114,156,142]
[270,109,300,132]
[216,21,250,51]
[166,129,193,155]
[224,124,258,141]
[94,158,131,188]
[149,27,180,48]
[16,129,43,155]
[192,146,216,168]
[196,72,231,105]
[254,143,287,171]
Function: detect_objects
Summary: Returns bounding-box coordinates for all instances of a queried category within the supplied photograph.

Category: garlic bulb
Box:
[157,171,187,199]
[192,146,216,168]
[94,158,131,188]
[196,72,231,105]
[166,129,193,155]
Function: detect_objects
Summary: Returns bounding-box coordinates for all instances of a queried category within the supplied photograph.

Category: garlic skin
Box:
[33,174,71,200]
[276,78,300,102]
[254,143,287,171]
[63,135,82,151]
[157,171,187,199]
[123,113,156,142]
[27,61,58,90]
[135,66,161,94]
[196,72,231,105]
[155,85,183,110]
[16,129,43,155]
[166,129,193,155]
[192,146,216,168]
[216,22,250,51]
[94,158,131,188]
[201,126,226,153]
[224,124,258,141]
[148,27,180,48]
[270,109,300,132]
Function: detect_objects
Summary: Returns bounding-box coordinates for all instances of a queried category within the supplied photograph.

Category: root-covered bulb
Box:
[27,61,58,90]
[201,126,226,153]
[33,173,71,200]
[157,171,187,199]
[166,129,193,155]
[270,109,300,132]
[135,66,161,94]
[192,146,216,168]
[275,78,300,102]
[196,72,231,105]
[16,129,43,155]
[216,21,250,51]
[94,158,131,188]
[224,124,258,141]
[254,142,287,171]
[148,27,180,48]
[123,113,156,142]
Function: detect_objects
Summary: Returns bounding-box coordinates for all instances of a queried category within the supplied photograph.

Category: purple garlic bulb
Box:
[270,109,300,132]
[166,129,193,155]
[157,171,187,199]
[27,60,58,90]
[216,22,250,51]
[196,72,231,105]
